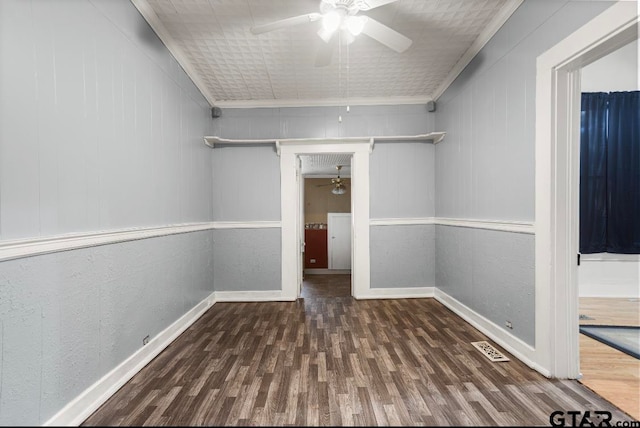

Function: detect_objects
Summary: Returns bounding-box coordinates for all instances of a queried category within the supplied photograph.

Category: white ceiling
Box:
[133,0,523,107]
[300,153,352,176]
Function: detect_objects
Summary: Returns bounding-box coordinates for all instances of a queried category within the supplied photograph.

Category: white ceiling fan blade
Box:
[356,0,399,11]
[251,13,321,35]
[361,16,412,53]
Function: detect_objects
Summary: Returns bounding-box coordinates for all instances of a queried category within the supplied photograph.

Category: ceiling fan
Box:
[317,165,348,194]
[250,0,412,67]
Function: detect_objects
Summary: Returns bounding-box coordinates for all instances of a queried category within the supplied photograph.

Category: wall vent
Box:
[471,341,510,362]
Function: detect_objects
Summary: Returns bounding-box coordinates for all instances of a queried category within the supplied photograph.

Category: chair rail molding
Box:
[0,221,281,262]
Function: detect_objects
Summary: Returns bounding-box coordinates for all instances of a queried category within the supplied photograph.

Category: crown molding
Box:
[432,0,524,101]
[213,95,434,109]
[131,0,216,107]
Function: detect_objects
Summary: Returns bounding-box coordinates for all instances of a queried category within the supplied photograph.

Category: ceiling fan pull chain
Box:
[347,37,350,113]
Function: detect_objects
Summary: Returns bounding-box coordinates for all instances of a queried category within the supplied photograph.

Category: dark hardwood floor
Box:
[83,275,634,426]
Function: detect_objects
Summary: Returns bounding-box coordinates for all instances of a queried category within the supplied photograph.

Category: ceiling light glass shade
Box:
[346,15,367,36]
[322,10,342,33]
[332,185,346,195]
[317,27,334,43]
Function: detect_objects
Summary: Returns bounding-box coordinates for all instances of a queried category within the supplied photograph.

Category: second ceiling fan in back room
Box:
[250,0,412,67]
[316,165,348,195]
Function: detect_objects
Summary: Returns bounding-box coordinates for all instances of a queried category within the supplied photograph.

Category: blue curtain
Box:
[607,91,640,253]
[580,91,640,254]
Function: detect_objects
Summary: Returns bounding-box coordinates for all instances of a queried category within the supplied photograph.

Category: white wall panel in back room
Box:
[0,0,214,242]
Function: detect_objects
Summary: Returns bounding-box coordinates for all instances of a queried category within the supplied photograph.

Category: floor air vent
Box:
[471,341,510,362]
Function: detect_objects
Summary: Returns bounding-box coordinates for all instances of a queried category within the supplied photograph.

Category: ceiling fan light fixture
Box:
[346,15,367,36]
[317,27,334,43]
[332,185,346,195]
[322,10,342,34]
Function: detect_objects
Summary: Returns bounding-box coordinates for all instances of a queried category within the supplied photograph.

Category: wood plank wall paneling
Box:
[82,277,634,426]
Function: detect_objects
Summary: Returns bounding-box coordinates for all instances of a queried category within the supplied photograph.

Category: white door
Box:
[328,213,351,270]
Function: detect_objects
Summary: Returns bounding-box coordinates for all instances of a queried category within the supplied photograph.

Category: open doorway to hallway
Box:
[300,153,353,297]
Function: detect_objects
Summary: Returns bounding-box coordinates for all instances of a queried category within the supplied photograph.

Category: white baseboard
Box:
[42,286,550,427]
[356,286,435,300]
[434,289,550,377]
[214,290,295,302]
[44,292,217,426]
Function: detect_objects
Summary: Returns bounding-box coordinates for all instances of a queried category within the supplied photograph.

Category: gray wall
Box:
[370,142,435,219]
[370,141,436,288]
[0,0,214,240]
[213,229,281,292]
[0,0,215,424]
[434,0,614,344]
[212,104,435,140]
[213,145,280,221]
[436,226,535,345]
[371,225,435,289]
[212,104,437,291]
[0,231,215,426]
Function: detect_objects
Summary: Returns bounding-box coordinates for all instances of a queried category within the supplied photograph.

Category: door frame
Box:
[534,1,638,378]
[280,139,372,299]
[327,212,352,270]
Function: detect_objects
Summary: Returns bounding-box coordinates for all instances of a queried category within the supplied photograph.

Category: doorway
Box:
[279,139,372,300]
[576,38,640,419]
[534,0,637,380]
[301,156,353,273]
[300,154,353,298]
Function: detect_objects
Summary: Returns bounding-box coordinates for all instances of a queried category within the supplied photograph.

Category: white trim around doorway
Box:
[280,139,373,300]
[534,1,638,379]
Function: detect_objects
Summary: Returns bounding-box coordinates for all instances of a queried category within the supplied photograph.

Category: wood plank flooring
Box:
[83,277,635,426]
[579,297,640,420]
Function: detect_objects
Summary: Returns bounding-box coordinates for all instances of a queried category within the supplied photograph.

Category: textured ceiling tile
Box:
[144,0,512,103]
[301,154,353,176]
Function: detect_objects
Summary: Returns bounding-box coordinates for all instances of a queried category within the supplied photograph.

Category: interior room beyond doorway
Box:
[301,154,353,275]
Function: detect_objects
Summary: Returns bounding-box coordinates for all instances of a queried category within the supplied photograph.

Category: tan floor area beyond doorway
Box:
[579,297,640,420]
[83,279,633,426]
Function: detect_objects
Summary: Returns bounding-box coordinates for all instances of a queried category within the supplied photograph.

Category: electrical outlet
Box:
[143,335,150,346]
[505,321,513,329]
